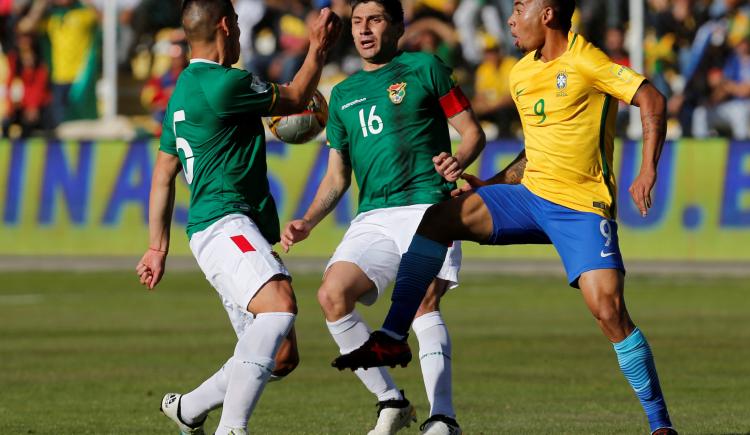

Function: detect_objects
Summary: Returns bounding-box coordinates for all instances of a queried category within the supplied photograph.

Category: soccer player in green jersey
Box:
[335,0,678,433]
[134,1,340,434]
[280,0,485,433]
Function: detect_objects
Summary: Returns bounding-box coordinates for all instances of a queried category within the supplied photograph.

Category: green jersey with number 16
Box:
[327,51,472,214]
[160,59,281,242]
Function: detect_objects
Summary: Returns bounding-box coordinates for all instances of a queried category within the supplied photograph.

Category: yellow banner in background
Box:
[0,138,748,260]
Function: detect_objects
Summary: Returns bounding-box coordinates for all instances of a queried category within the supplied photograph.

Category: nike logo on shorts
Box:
[600,250,616,258]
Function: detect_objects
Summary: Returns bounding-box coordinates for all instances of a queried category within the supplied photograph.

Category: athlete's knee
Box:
[250,276,297,314]
[591,302,622,325]
[316,283,351,319]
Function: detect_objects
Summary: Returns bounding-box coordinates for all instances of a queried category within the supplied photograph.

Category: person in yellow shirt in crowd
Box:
[471,34,518,137]
[19,0,99,128]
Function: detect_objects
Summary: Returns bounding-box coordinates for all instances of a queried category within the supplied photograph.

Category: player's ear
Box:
[540,4,554,27]
[217,15,230,37]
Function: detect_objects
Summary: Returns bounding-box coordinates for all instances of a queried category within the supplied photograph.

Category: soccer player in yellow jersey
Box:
[334,1,678,433]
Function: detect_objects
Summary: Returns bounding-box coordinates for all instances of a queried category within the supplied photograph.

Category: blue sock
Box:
[613,327,672,432]
[382,234,448,338]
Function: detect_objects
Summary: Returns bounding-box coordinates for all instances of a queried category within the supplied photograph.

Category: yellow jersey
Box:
[510,33,645,219]
[46,6,98,84]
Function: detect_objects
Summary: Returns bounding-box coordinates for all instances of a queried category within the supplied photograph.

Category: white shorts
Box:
[189,214,290,337]
[326,204,462,306]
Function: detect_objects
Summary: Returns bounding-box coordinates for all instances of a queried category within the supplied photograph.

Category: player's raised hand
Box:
[433,152,463,182]
[451,173,487,197]
[309,7,341,53]
[281,219,313,253]
[628,167,656,217]
[136,248,167,290]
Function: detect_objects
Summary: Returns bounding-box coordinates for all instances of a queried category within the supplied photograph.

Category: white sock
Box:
[180,357,233,425]
[215,312,295,434]
[413,311,455,418]
[327,310,402,402]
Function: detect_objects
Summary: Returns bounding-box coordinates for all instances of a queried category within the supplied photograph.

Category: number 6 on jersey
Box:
[358,105,383,137]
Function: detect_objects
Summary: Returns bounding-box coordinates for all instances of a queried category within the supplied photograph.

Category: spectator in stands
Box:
[471,34,517,138]
[0,0,14,52]
[2,30,51,138]
[19,0,99,128]
[247,0,312,83]
[453,0,508,65]
[605,26,631,136]
[693,33,750,139]
[400,16,460,67]
[140,39,187,136]
[234,0,266,71]
[677,0,749,136]
[410,0,457,23]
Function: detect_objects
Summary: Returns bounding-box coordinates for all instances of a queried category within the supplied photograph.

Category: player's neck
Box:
[536,30,569,63]
[189,42,222,65]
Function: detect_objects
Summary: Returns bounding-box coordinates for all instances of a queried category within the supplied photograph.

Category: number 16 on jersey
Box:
[359,105,383,137]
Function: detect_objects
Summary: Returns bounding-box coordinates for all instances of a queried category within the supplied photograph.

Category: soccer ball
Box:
[267,89,329,144]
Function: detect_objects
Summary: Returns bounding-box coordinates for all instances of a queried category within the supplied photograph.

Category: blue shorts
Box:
[475,184,625,288]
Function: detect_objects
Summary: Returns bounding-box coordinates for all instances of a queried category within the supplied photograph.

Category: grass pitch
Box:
[0,269,748,434]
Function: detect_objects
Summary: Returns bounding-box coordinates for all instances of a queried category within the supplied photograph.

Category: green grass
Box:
[1,271,748,434]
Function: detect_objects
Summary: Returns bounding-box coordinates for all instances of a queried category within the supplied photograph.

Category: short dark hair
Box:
[349,0,404,25]
[181,0,234,43]
[544,0,575,32]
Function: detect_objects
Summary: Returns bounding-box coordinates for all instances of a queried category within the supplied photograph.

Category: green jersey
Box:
[327,51,462,214]
[160,60,281,242]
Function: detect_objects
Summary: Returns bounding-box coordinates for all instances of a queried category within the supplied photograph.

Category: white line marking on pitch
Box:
[0,294,43,305]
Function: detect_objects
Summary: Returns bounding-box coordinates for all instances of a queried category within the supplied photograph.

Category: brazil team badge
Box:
[388,82,407,104]
[556,71,568,96]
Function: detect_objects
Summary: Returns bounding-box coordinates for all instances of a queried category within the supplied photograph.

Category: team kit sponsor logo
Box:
[388,82,406,104]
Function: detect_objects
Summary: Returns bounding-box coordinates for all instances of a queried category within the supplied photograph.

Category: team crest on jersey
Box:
[388,82,407,104]
[556,71,568,96]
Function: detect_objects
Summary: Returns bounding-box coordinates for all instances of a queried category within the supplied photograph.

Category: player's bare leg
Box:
[272,326,299,379]
[214,276,297,435]
[320,262,416,434]
[333,192,493,370]
[579,269,675,434]
[579,269,634,342]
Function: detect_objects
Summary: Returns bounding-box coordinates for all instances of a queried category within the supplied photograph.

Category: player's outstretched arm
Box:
[136,151,182,290]
[273,8,341,115]
[434,109,486,182]
[450,150,527,196]
[630,81,667,217]
[281,149,351,252]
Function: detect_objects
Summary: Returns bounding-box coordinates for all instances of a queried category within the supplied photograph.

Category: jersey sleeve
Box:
[420,54,471,118]
[325,89,351,163]
[579,43,646,104]
[159,108,178,155]
[207,68,280,118]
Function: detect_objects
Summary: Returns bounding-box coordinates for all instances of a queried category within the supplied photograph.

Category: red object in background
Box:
[0,0,12,15]
[5,52,51,112]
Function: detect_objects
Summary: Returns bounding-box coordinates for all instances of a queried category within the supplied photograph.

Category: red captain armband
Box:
[439,87,471,118]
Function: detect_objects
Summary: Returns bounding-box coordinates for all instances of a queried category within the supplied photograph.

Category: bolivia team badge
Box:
[388,82,406,104]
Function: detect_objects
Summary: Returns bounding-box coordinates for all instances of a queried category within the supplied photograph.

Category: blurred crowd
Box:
[1,0,750,140]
